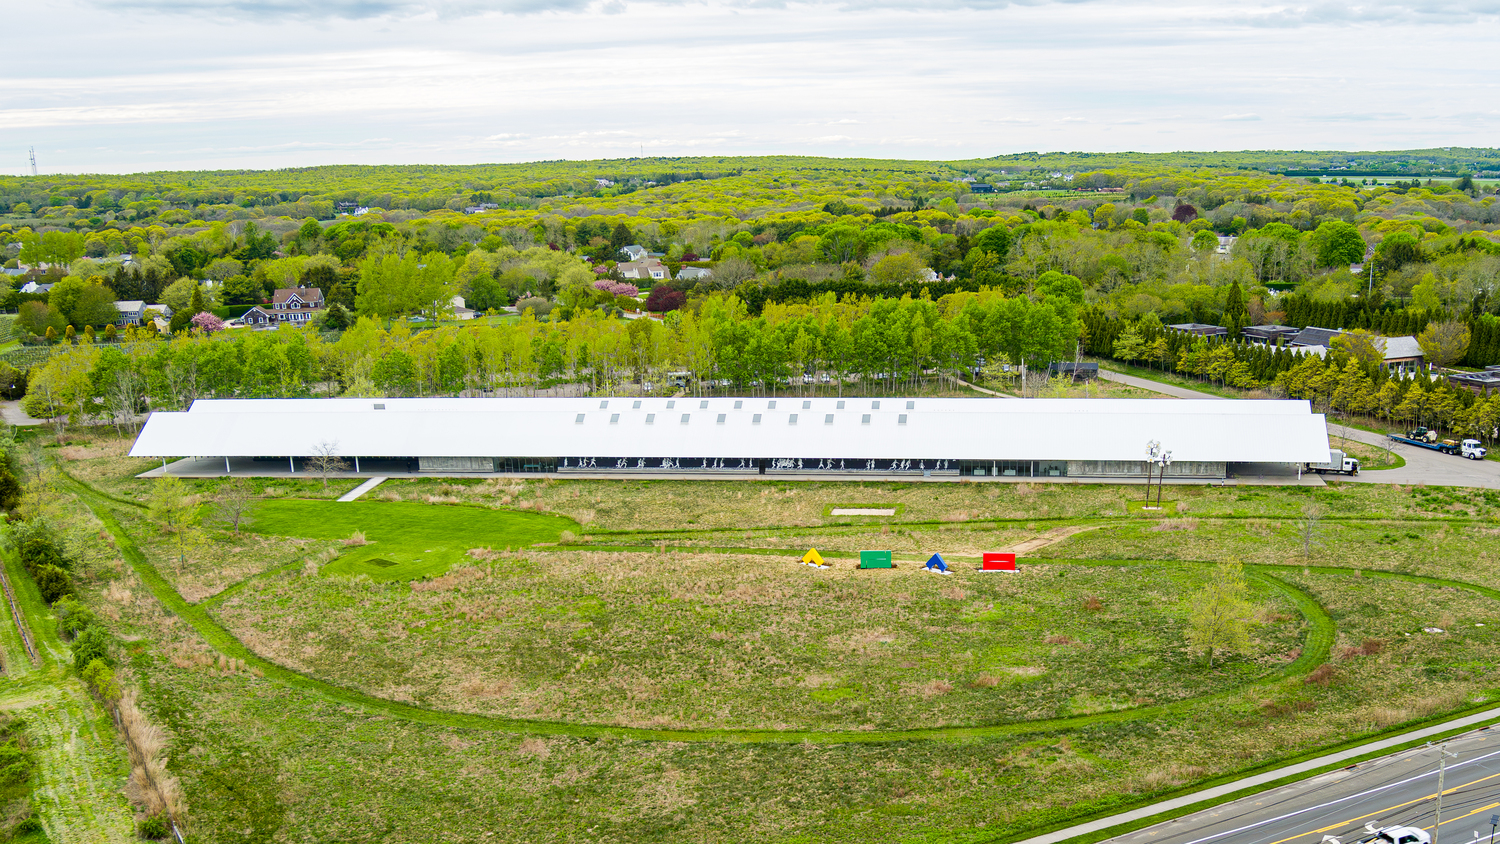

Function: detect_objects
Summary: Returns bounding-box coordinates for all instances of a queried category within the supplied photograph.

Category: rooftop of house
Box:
[270,287,326,306]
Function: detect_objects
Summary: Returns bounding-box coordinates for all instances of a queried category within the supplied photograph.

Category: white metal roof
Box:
[129,397,1330,463]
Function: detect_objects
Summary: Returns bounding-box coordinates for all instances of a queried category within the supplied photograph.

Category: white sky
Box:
[3,0,1499,175]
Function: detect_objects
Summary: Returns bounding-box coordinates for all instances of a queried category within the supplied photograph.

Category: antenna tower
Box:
[28,147,37,177]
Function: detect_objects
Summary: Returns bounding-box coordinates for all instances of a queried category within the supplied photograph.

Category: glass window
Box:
[599,400,609,409]
[667,400,675,409]
[898,414,908,424]
[752,414,762,424]
[767,400,776,409]
[802,400,811,409]
[861,414,871,424]
[734,400,743,409]
[906,401,915,409]
[609,414,619,424]
[789,414,798,425]
[646,414,655,424]
[872,401,880,409]
[632,400,641,409]
[681,414,690,424]
[836,400,845,409]
[373,403,385,410]
[824,414,834,424]
[717,414,726,424]
[700,400,708,409]
[575,414,585,424]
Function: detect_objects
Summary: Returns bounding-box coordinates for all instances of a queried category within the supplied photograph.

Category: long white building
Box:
[129,396,1332,480]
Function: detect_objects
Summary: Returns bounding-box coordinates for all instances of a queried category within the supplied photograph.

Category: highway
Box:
[1107,728,1500,844]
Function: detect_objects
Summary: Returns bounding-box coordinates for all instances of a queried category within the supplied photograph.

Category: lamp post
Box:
[1144,440,1161,504]
[1488,812,1498,844]
[1155,450,1173,508]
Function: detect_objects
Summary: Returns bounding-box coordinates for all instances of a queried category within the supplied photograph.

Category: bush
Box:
[138,815,169,839]
[80,659,121,703]
[31,564,73,604]
[53,596,97,640]
[18,529,68,574]
[13,816,41,833]
[70,624,114,671]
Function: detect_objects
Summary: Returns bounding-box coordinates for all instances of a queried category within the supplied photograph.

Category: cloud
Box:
[1220,113,1262,121]
[1309,111,1410,122]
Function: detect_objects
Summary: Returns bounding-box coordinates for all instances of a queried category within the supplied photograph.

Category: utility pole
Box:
[1155,449,1174,507]
[28,147,37,177]
[1432,742,1457,844]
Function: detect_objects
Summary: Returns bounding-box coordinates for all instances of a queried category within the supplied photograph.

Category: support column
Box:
[355,456,360,473]
[289,456,295,474]
[225,456,230,475]
[162,458,167,470]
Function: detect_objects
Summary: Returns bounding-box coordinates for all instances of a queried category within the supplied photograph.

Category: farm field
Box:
[33,439,1500,844]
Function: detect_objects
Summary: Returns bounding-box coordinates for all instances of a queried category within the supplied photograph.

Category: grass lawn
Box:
[247,498,580,581]
[46,448,1500,844]
[1330,435,1405,470]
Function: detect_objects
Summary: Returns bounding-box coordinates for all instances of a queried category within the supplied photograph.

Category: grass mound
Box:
[247,499,579,582]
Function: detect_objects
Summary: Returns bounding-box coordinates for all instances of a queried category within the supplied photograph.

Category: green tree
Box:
[1417,320,1470,368]
[1311,221,1366,267]
[1185,561,1256,668]
[1376,231,1424,273]
[1112,325,1144,362]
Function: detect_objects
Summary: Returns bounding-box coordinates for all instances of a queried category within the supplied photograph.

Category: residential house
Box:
[451,295,476,321]
[113,300,173,327]
[970,184,996,194]
[246,286,325,327]
[1290,326,1344,348]
[1167,323,1229,338]
[617,260,670,282]
[1448,367,1500,396]
[676,266,712,281]
[1047,361,1099,381]
[1292,327,1426,375]
[620,244,649,262]
[19,281,53,295]
[1241,324,1301,345]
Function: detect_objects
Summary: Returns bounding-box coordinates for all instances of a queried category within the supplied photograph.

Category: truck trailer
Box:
[1387,428,1488,459]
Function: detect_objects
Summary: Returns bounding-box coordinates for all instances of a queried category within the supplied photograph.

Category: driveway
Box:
[1099,367,1500,489]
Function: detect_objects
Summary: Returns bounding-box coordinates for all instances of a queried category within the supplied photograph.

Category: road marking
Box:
[1173,745,1500,844]
[1258,773,1500,844]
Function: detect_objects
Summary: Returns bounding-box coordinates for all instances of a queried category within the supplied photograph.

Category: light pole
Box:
[1155,450,1174,508]
[1433,742,1458,844]
[1488,812,1498,844]
[1144,440,1161,505]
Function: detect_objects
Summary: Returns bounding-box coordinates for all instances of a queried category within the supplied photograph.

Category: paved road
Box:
[1096,369,1227,400]
[1330,424,1500,490]
[1097,368,1500,489]
[1106,726,1500,844]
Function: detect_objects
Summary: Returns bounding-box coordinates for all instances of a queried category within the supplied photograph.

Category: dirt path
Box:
[1001,525,1102,555]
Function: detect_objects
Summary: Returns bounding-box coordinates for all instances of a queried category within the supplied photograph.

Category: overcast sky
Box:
[3,0,1498,175]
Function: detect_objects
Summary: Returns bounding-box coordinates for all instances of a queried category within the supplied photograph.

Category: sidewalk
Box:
[1011,704,1500,844]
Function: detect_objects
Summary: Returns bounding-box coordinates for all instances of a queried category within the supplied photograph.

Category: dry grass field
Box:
[34,435,1500,844]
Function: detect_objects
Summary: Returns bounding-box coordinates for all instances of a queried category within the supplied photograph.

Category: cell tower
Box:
[28,147,37,176]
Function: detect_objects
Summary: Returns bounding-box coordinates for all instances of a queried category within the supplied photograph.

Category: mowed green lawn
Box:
[248,499,579,581]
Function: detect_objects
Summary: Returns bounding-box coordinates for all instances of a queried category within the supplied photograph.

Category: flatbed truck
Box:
[1387,428,1488,459]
